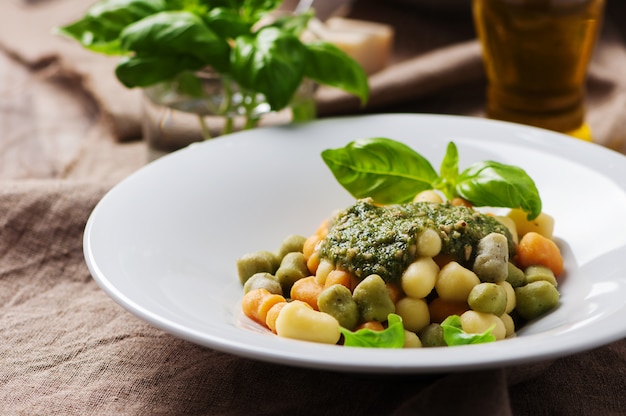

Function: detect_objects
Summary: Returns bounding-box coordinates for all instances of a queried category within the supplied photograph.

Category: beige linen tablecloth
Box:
[0,0,625,415]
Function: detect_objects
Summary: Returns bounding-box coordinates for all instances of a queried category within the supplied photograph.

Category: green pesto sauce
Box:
[319,199,515,283]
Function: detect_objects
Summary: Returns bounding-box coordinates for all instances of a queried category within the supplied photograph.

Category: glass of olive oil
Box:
[472,0,605,141]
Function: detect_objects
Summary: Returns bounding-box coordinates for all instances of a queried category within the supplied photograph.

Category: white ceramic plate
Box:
[84,114,626,374]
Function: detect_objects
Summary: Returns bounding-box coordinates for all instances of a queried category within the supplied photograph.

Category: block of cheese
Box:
[312,17,394,75]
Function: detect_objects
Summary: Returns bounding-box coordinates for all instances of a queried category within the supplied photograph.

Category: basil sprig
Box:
[322,138,542,219]
[57,0,369,111]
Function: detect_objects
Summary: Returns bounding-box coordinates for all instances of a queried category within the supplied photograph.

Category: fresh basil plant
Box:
[322,138,542,219]
[57,0,370,134]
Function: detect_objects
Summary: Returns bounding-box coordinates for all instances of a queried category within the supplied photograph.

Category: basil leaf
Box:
[203,0,245,8]
[441,315,496,346]
[240,0,284,21]
[340,314,405,348]
[456,161,542,220]
[120,11,230,65]
[304,41,369,106]
[433,141,459,199]
[205,7,252,39]
[56,0,167,55]
[321,137,439,204]
[231,27,307,110]
[115,55,205,87]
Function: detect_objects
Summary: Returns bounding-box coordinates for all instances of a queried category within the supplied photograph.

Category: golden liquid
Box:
[472,0,605,134]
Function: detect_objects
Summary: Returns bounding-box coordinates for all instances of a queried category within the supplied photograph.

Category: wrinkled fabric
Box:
[0,181,623,416]
[0,0,625,415]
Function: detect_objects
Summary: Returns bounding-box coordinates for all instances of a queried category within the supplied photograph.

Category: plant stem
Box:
[198,114,212,140]
[222,116,234,135]
[243,91,260,130]
[219,77,236,136]
[244,115,260,130]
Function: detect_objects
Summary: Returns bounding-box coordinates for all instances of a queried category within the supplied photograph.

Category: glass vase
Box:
[142,69,317,160]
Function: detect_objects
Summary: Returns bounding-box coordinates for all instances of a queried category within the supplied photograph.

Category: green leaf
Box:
[433,141,460,199]
[115,55,205,87]
[340,314,405,348]
[56,0,167,55]
[116,10,231,87]
[121,11,230,65]
[321,137,439,204]
[201,0,245,8]
[304,41,370,105]
[441,315,496,346]
[240,0,283,21]
[230,26,307,110]
[205,7,252,39]
[456,161,542,220]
